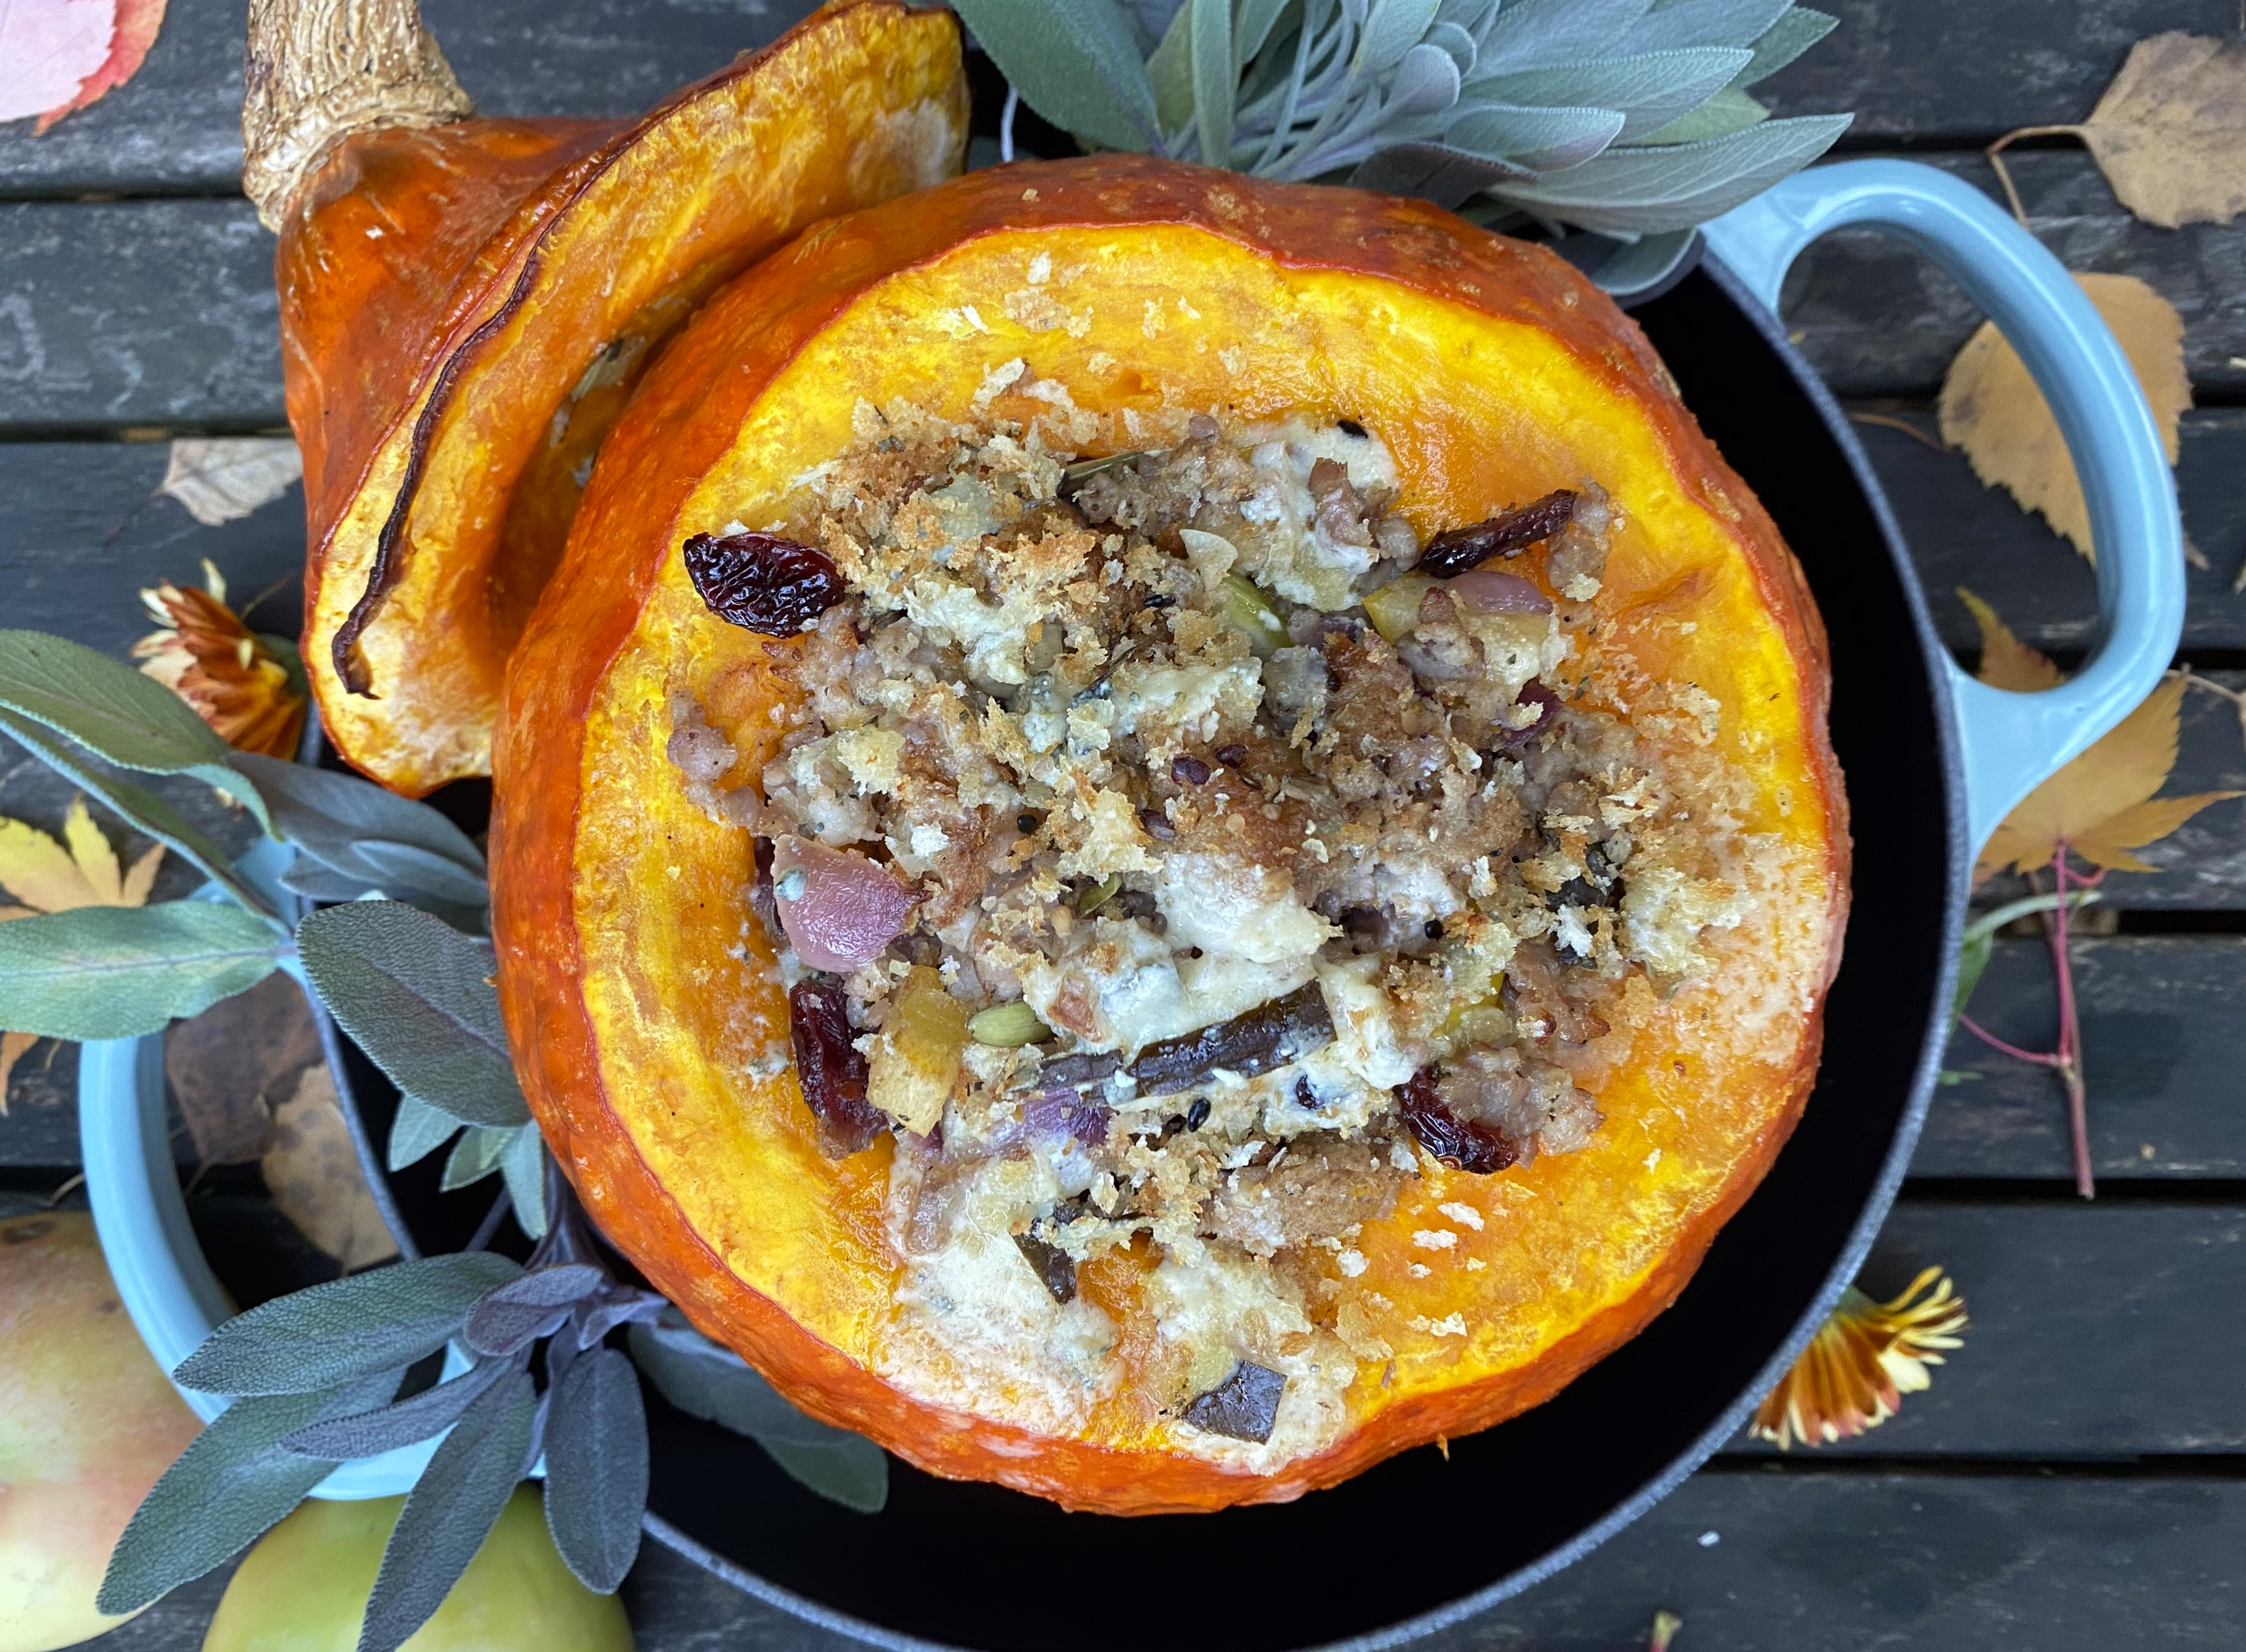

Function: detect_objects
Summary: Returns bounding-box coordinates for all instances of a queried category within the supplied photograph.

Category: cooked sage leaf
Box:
[542,1346,648,1593]
[499,1123,549,1240]
[463,1264,605,1358]
[0,904,282,1039]
[0,629,263,825]
[358,1369,536,1652]
[278,1360,509,1460]
[98,1371,399,1615]
[174,1252,520,1396]
[296,902,530,1128]
[629,1314,888,1512]
[387,1093,461,1173]
[442,1124,514,1191]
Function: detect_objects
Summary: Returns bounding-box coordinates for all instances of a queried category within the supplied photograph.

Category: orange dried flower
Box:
[134,560,306,759]
[1750,1267,1968,1449]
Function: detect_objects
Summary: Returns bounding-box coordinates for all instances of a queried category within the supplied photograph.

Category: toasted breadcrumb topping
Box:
[676,398,1754,1466]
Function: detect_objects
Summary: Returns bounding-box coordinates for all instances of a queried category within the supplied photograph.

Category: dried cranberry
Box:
[1418,489,1579,578]
[788,981,885,1157]
[1493,680,1561,755]
[683,531,845,635]
[1397,1069,1518,1174]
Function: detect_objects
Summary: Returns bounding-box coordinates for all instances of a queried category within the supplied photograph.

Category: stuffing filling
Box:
[673,400,1750,1464]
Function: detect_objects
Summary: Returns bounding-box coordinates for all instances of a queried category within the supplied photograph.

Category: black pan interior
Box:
[376,261,1960,1652]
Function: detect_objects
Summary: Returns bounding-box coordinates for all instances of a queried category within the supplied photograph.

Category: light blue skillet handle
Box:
[80,839,464,1499]
[1701,158,2185,851]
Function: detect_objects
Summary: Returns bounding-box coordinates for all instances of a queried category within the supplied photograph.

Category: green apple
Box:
[202,1485,633,1651]
[0,1210,203,1652]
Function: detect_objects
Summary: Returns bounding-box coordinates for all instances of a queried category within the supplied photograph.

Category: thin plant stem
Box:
[1984,125,2083,227]
[2040,850,2096,1199]
[1958,1014,2063,1068]
[465,1187,511,1253]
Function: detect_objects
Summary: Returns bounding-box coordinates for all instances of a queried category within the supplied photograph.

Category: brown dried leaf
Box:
[262,1061,398,1270]
[163,971,323,1166]
[2080,32,2246,230]
[1957,587,2063,693]
[1976,674,2242,880]
[157,438,303,527]
[1939,273,2190,562]
[0,1029,36,1115]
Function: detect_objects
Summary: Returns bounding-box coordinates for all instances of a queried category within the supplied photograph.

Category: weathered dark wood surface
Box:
[5,0,2244,1646]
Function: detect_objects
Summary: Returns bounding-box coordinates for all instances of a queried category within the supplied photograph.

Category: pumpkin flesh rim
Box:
[494,158,1848,1514]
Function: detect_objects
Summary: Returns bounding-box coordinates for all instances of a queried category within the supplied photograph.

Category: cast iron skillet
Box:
[360,163,2173,1651]
[84,161,2174,1650]
[614,250,1957,1652]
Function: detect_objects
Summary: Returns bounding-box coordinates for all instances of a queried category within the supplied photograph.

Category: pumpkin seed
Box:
[968,1001,1051,1048]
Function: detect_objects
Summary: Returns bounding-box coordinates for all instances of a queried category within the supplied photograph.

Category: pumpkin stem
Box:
[241,0,476,230]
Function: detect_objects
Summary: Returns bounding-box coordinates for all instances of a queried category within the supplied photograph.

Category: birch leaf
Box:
[1956,587,2063,694]
[261,1061,399,1270]
[1937,273,2189,562]
[1976,673,2241,880]
[2078,32,2246,230]
[157,439,303,528]
[34,0,164,133]
[0,0,113,125]
[164,969,323,1166]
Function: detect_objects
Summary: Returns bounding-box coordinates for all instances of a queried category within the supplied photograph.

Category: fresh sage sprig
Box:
[953,0,1852,295]
[0,621,894,1646]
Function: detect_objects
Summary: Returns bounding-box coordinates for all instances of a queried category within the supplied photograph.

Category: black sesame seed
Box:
[1016,813,1040,835]
[1424,918,1445,941]
[1141,809,1177,840]
[1337,419,1369,438]
[1185,1098,1210,1131]
[1216,743,1249,769]
[1172,754,1211,786]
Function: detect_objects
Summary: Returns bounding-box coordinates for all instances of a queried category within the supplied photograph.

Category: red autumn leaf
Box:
[35,0,163,132]
[0,0,114,125]
[1,0,167,133]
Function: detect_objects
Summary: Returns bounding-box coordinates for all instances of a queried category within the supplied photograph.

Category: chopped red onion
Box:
[1021,1087,1112,1149]
[770,836,917,972]
[1449,569,1552,615]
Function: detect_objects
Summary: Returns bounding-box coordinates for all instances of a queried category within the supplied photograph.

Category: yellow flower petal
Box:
[133,566,306,759]
[1750,1268,1969,1450]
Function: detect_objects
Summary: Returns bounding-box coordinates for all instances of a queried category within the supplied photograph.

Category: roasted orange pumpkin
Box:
[491,157,1847,1514]
[277,1,968,796]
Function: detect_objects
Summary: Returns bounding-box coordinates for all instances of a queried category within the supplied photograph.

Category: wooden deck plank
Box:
[1931,938,2246,1180]
[1854,408,2246,658]
[0,0,806,200]
[0,0,2221,197]
[73,1467,2246,1651]
[0,200,280,433]
[1720,1200,2246,1458]
[6,151,2241,427]
[1780,150,2246,399]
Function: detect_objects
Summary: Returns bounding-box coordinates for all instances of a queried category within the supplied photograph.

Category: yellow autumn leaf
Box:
[262,1063,399,1270]
[1938,273,2191,562]
[1976,674,2241,880]
[0,1029,37,1115]
[1957,587,2063,693]
[0,799,164,915]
